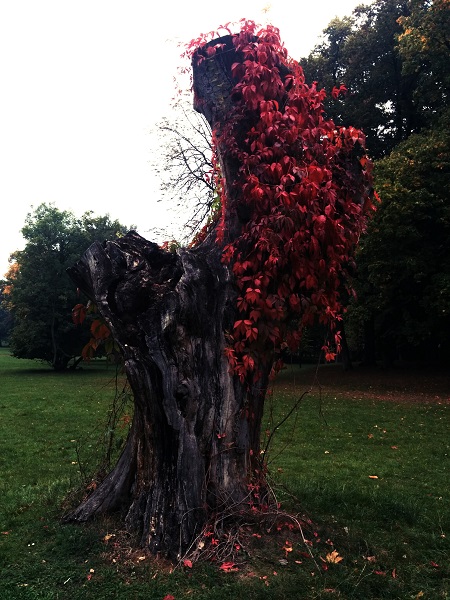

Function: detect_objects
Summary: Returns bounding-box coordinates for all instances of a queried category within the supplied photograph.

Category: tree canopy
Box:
[4,203,131,369]
[349,118,450,364]
[298,0,450,365]
[300,0,440,159]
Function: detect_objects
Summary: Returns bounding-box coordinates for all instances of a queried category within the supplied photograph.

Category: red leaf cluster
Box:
[192,21,375,381]
[72,301,113,360]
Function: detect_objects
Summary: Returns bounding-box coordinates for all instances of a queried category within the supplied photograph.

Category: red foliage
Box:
[72,301,114,360]
[72,303,86,326]
[190,21,375,381]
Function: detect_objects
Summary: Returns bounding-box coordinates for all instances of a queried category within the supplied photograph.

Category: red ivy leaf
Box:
[72,303,86,325]
[220,561,239,572]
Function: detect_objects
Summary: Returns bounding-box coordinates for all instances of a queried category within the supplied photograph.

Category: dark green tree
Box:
[300,0,425,159]
[397,0,450,123]
[6,203,130,370]
[348,119,450,364]
[301,0,450,364]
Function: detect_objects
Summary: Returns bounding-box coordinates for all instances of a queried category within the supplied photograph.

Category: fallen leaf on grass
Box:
[368,475,379,479]
[325,550,343,564]
[220,561,238,572]
[282,540,293,556]
[183,559,193,569]
[430,561,440,568]
[163,595,176,600]
[364,555,376,563]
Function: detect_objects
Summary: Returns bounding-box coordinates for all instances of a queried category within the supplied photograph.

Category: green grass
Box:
[0,349,449,599]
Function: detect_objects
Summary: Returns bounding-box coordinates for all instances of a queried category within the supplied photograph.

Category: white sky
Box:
[0,0,372,277]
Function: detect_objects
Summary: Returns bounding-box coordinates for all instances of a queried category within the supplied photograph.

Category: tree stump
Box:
[65,35,271,559]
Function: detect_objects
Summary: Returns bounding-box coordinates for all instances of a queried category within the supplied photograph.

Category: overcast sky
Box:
[0,0,373,277]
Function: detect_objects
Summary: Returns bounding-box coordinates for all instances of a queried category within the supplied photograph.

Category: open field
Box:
[1,347,449,599]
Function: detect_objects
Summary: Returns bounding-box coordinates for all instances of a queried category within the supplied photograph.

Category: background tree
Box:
[347,117,450,365]
[300,0,424,159]
[299,0,450,365]
[397,0,450,125]
[5,203,130,370]
[64,23,374,559]
[0,279,13,346]
[150,94,216,242]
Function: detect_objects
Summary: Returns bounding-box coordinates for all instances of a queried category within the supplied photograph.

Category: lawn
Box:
[0,347,449,599]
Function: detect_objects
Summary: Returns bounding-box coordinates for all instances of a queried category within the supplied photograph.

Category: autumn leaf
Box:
[72,303,86,325]
[163,595,176,600]
[368,475,379,479]
[219,561,238,572]
[324,550,343,564]
[282,540,293,557]
[183,559,193,568]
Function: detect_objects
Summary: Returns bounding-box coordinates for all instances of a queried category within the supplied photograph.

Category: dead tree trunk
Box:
[65,35,273,559]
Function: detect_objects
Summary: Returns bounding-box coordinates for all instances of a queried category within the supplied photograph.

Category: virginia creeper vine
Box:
[187,21,376,382]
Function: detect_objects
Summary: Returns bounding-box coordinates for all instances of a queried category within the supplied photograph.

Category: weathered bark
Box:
[64,35,274,559]
[66,234,269,557]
